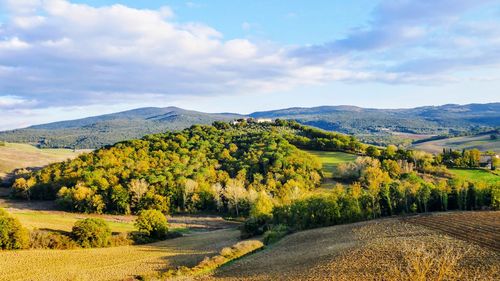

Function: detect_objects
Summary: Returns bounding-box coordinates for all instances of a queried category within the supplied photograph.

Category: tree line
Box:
[243,155,499,238]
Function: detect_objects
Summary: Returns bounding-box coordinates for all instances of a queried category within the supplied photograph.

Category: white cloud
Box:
[0,0,498,121]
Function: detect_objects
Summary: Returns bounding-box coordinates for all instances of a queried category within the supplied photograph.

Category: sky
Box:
[0,0,500,130]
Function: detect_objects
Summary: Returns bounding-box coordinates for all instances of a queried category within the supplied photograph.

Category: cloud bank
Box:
[0,0,499,129]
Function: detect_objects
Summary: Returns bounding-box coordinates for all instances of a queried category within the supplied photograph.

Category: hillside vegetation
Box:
[1,103,498,149]
[0,107,241,149]
[13,121,363,215]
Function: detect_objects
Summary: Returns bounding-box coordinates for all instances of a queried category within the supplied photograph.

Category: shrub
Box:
[263,224,289,245]
[30,230,78,249]
[134,209,168,239]
[71,218,111,248]
[240,214,272,239]
[109,233,133,247]
[0,208,30,250]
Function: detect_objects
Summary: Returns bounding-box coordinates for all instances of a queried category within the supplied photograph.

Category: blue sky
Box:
[0,0,499,129]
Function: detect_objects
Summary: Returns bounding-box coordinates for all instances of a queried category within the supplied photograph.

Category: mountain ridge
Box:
[1,103,498,149]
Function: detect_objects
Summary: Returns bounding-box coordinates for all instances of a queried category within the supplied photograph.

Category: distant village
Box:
[231,118,273,125]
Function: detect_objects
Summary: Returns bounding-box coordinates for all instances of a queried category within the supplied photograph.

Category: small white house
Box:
[255,118,273,123]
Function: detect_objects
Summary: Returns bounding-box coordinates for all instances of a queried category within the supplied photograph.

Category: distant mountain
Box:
[251,103,500,133]
[0,107,242,148]
[0,103,498,148]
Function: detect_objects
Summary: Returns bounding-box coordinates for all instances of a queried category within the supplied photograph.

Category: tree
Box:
[361,165,391,218]
[223,179,247,216]
[382,159,401,179]
[135,209,169,239]
[418,183,432,212]
[71,218,111,248]
[250,191,273,217]
[129,178,149,209]
[0,208,29,250]
[366,146,381,158]
[12,177,36,200]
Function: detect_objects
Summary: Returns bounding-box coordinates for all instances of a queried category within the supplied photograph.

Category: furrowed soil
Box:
[202,212,499,280]
[404,211,500,251]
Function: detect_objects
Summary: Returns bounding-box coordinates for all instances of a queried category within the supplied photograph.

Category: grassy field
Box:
[450,168,500,184]
[412,134,499,154]
[0,142,87,179]
[0,228,240,281]
[203,212,500,280]
[0,198,239,234]
[304,150,357,178]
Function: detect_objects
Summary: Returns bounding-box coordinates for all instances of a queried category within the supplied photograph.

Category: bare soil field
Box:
[202,213,500,280]
[405,211,500,251]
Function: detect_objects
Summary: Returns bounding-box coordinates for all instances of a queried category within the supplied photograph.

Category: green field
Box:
[450,168,500,184]
[304,150,357,178]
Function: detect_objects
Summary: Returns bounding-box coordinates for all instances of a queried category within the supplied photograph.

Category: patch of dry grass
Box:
[0,142,86,179]
[163,240,264,280]
[0,229,240,281]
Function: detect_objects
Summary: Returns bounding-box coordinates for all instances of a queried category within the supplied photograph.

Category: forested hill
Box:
[11,121,355,214]
[1,103,498,149]
[251,103,500,135]
[0,107,242,149]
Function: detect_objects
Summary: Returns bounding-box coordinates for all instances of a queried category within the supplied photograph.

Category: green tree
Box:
[71,218,111,248]
[134,209,169,239]
[0,208,29,250]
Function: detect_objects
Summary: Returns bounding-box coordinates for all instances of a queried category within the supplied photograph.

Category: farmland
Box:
[0,198,238,234]
[0,228,241,281]
[450,168,500,184]
[304,150,357,178]
[405,212,500,251]
[203,212,500,280]
[0,142,86,179]
[412,134,499,154]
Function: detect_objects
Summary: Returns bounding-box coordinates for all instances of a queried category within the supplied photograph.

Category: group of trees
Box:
[11,123,323,216]
[244,155,499,237]
[437,148,498,169]
[0,207,171,250]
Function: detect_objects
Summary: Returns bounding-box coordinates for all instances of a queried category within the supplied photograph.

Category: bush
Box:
[263,224,289,245]
[71,218,111,248]
[0,208,30,250]
[30,230,78,249]
[109,232,133,247]
[134,209,168,239]
[240,214,272,239]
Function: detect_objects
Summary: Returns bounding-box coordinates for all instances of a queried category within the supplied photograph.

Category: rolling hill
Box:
[412,133,499,153]
[0,103,498,149]
[0,107,242,149]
